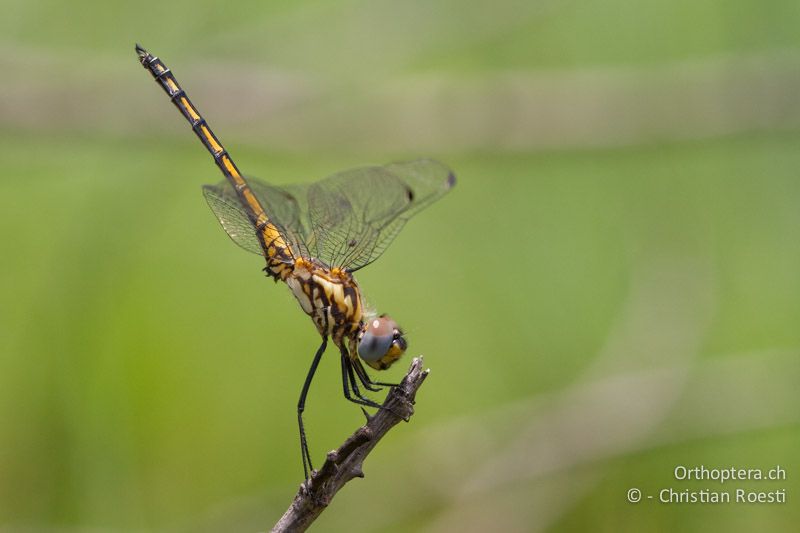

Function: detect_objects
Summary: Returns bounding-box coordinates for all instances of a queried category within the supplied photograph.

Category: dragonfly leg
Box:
[349,358,382,392]
[298,336,327,481]
[341,349,407,420]
[339,349,382,410]
[353,358,401,388]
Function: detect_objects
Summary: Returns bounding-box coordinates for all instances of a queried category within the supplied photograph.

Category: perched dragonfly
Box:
[136,45,455,480]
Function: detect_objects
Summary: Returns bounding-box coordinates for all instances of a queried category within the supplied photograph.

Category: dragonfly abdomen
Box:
[136,45,293,273]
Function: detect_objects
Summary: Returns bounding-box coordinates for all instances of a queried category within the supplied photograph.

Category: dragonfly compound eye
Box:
[358,316,406,370]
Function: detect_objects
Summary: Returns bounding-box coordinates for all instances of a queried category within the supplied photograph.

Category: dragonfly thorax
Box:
[286,258,364,346]
[286,260,407,370]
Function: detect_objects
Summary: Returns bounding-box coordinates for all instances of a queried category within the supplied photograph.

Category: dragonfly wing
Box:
[203,179,311,259]
[247,180,311,259]
[202,159,454,269]
[202,184,264,255]
[306,158,456,271]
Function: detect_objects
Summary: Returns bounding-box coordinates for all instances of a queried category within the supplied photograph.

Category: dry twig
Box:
[271,356,429,532]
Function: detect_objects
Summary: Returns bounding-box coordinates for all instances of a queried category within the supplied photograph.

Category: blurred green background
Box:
[2,1,800,531]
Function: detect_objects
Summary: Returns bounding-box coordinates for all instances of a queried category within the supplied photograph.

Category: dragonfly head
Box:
[357,315,406,370]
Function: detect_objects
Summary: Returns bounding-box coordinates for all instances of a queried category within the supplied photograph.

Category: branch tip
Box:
[271,356,430,532]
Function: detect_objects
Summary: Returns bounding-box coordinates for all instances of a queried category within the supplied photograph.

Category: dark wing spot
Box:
[405,186,414,202]
[446,172,456,188]
[348,239,357,247]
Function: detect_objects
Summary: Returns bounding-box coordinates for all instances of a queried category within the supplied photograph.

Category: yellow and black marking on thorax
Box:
[136,45,293,280]
[287,258,365,347]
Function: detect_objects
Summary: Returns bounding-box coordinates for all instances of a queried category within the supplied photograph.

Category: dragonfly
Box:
[135,45,455,480]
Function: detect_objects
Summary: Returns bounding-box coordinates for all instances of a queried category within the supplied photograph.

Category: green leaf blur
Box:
[1,1,799,531]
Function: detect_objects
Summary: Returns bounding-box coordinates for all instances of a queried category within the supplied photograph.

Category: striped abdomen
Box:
[136,45,294,278]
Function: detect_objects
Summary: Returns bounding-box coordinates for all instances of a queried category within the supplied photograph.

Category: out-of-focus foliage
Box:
[1,1,799,531]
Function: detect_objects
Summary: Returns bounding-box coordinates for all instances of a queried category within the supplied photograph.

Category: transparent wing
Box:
[202,184,263,255]
[247,180,311,259]
[203,181,309,259]
[304,158,455,271]
[202,158,455,271]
